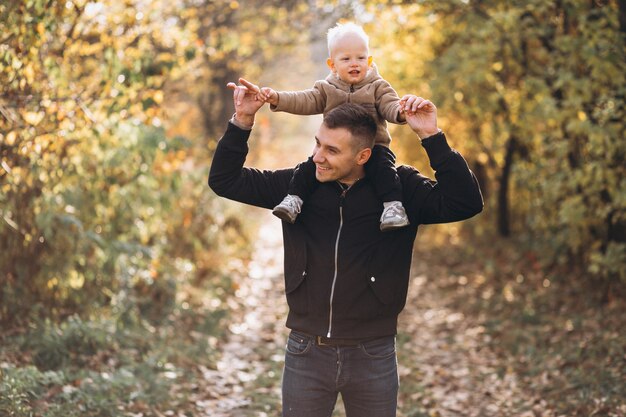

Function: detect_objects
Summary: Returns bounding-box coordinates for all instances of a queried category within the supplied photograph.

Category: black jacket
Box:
[209,122,483,339]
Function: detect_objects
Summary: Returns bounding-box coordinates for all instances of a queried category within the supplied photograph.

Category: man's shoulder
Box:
[397,164,432,186]
[397,164,419,176]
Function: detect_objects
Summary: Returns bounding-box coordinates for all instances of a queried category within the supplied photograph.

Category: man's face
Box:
[312,124,369,185]
[327,33,372,85]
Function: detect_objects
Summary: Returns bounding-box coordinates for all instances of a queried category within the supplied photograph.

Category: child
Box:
[260,22,412,231]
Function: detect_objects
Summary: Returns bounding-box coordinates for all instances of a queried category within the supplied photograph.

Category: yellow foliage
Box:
[23,64,35,84]
[22,111,45,126]
[5,132,17,145]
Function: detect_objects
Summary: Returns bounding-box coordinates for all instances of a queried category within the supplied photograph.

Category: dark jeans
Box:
[288,145,402,203]
[282,330,399,417]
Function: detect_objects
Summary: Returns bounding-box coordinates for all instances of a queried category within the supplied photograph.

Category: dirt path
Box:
[397,259,537,417]
[198,216,287,416]
[200,218,537,416]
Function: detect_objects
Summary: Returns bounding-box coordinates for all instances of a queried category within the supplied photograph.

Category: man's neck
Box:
[340,168,366,187]
[338,175,363,188]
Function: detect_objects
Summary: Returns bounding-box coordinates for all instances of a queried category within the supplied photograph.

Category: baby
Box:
[260,22,413,231]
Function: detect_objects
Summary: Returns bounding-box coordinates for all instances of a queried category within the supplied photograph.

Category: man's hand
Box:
[400,95,439,139]
[226,78,265,127]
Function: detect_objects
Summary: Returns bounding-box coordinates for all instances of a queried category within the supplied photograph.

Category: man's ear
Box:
[356,147,372,166]
[327,58,336,73]
[368,56,373,66]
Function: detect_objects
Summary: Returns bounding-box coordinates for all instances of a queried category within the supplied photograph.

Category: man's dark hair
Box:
[323,103,377,151]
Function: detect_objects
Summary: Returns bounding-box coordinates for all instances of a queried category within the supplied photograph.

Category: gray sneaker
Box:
[380,201,410,232]
[272,194,303,224]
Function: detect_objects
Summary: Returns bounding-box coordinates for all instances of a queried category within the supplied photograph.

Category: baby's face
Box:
[328,33,372,85]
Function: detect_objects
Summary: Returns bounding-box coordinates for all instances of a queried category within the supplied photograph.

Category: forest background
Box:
[1,0,625,416]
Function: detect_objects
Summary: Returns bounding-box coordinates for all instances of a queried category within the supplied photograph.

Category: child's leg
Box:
[288,157,318,200]
[273,157,318,223]
[365,145,409,231]
[365,145,402,203]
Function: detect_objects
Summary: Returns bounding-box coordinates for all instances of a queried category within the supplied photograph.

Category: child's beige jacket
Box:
[270,64,405,146]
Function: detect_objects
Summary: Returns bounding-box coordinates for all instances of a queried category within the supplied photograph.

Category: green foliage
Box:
[0,0,268,324]
[23,316,111,370]
[0,0,179,322]
[0,3,277,413]
[0,366,65,417]
[0,290,229,416]
[373,0,626,283]
[0,361,164,417]
[0,363,141,417]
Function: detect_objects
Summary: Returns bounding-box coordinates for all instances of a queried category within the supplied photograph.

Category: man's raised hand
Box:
[226,78,265,127]
[400,95,439,139]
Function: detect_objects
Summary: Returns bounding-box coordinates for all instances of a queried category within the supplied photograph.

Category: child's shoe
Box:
[380,201,410,231]
[272,194,303,224]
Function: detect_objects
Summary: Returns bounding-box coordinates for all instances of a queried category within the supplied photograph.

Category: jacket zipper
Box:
[327,186,347,338]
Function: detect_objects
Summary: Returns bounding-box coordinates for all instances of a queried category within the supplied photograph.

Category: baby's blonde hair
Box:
[327,22,369,55]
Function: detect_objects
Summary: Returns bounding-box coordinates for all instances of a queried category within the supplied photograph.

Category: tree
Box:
[415,0,625,283]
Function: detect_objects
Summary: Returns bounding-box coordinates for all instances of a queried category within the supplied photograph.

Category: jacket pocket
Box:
[340,274,393,321]
[283,225,308,315]
[285,270,308,315]
[363,237,412,316]
[368,274,394,306]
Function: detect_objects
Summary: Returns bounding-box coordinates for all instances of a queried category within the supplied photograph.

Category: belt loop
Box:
[316,335,327,346]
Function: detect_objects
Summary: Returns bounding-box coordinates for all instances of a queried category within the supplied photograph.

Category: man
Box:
[209,78,483,417]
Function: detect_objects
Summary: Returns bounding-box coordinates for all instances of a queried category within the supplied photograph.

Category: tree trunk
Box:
[498,136,517,237]
[619,0,626,33]
[199,58,237,138]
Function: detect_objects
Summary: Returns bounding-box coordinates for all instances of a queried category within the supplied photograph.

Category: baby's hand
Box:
[260,87,279,105]
[398,96,411,122]
[399,94,419,115]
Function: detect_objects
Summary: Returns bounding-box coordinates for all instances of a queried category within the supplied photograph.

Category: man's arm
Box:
[402,133,484,224]
[208,122,292,209]
[401,97,484,223]
[209,78,293,209]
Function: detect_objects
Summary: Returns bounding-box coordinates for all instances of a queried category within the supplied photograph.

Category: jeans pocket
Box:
[360,336,396,359]
[286,331,312,356]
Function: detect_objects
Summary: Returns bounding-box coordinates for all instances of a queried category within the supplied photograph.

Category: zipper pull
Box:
[350,84,354,93]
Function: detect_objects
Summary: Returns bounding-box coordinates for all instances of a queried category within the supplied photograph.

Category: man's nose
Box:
[312,150,324,164]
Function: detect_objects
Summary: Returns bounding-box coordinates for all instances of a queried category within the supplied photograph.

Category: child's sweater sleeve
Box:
[375,80,406,125]
[270,80,328,115]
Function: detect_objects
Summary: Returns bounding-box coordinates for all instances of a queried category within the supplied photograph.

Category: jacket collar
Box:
[325,63,382,91]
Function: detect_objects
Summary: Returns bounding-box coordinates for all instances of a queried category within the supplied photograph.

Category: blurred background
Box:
[1,1,625,416]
